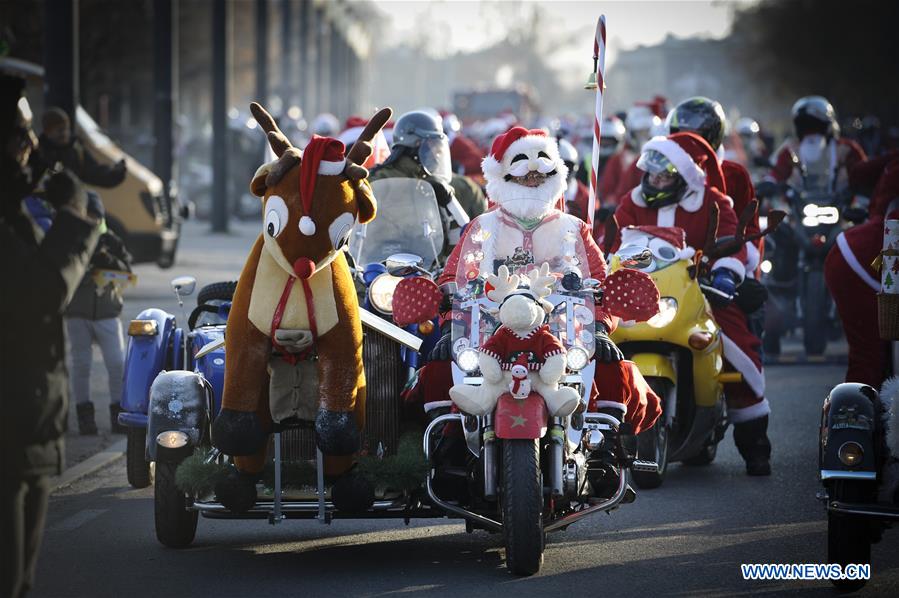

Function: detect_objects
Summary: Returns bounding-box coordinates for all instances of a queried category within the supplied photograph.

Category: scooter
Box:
[118,276,232,488]
[607,205,784,488]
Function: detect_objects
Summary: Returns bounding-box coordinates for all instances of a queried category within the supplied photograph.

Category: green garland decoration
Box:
[175,431,429,495]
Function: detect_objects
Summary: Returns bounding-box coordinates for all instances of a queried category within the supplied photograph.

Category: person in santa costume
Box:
[765,96,866,193]
[667,97,763,274]
[824,153,899,387]
[416,126,662,437]
[597,106,659,210]
[612,131,772,476]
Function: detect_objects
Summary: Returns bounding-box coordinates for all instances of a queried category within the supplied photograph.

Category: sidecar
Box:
[818,382,893,592]
[119,276,232,488]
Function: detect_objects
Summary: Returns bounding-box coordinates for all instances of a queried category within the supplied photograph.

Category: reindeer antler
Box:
[344,107,393,181]
[486,265,521,303]
[250,101,301,187]
[526,262,555,298]
[603,213,619,255]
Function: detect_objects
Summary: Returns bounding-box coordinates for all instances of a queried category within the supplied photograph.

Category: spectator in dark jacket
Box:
[0,74,100,598]
[30,106,126,188]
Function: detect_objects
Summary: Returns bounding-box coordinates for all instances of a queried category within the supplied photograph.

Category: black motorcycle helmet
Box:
[637,149,687,209]
[666,97,727,151]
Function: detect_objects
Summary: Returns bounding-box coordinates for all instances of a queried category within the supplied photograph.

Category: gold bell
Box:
[583,72,598,90]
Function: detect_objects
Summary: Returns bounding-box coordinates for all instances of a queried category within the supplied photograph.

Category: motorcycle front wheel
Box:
[501,438,544,576]
[155,461,198,548]
[827,480,874,592]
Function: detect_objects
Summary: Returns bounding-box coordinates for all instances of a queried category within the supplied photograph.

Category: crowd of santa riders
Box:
[328,94,897,480]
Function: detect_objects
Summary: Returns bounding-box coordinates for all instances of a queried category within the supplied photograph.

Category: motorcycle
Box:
[350,178,447,375]
[758,177,852,356]
[817,369,899,591]
[118,276,233,488]
[441,214,658,575]
[606,206,783,488]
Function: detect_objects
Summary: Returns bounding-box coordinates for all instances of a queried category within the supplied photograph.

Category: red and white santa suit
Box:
[480,325,565,371]
[613,132,769,425]
[766,136,866,192]
[449,133,486,182]
[825,154,899,387]
[722,159,762,275]
[434,127,662,434]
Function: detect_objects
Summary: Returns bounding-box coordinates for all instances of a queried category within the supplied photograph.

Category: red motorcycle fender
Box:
[494,392,549,439]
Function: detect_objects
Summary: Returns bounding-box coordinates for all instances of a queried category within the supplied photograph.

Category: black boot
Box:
[733,415,771,476]
[76,403,98,436]
[109,403,126,434]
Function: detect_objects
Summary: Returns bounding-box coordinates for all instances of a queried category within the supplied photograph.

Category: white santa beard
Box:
[486,173,566,220]
[484,214,584,274]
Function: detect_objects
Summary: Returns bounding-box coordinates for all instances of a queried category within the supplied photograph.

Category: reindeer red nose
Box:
[293,257,315,279]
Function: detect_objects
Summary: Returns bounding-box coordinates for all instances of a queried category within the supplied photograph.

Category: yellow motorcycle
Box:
[606,207,782,488]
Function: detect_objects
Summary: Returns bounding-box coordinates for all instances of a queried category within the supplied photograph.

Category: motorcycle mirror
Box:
[170,275,197,297]
[385,253,424,276]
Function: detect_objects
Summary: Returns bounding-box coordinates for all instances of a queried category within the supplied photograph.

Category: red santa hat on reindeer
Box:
[481,126,569,220]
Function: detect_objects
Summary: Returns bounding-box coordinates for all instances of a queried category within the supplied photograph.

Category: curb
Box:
[51,438,127,493]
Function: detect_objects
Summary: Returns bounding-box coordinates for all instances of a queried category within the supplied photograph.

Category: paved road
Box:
[33,362,899,597]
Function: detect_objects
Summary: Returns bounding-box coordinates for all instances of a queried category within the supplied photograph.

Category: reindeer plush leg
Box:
[213,239,271,457]
[312,260,366,455]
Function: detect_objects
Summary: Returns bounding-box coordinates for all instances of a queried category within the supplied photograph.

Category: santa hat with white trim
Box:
[620,225,695,260]
[640,131,725,194]
[480,126,568,212]
[296,136,347,235]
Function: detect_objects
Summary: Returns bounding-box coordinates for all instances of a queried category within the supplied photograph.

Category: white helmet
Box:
[311,113,340,137]
[625,105,662,150]
[558,138,578,165]
[736,117,760,137]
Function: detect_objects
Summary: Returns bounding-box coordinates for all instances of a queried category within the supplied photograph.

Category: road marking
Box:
[47,509,107,532]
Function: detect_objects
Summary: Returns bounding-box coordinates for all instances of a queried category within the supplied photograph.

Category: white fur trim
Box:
[299,215,317,236]
[720,333,765,397]
[630,185,704,213]
[318,159,346,176]
[642,136,706,193]
[728,398,770,423]
[713,256,746,282]
[745,242,760,276]
[836,232,880,292]
[657,204,677,227]
[483,134,568,217]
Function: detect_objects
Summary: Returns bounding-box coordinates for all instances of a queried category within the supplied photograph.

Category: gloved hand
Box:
[424,175,456,208]
[594,324,624,362]
[428,322,453,362]
[596,205,616,223]
[708,268,738,306]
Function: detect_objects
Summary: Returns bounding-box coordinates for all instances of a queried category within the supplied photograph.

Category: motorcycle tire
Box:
[802,270,828,356]
[631,378,671,489]
[827,480,875,592]
[126,427,152,489]
[196,281,238,306]
[154,461,198,548]
[501,439,544,576]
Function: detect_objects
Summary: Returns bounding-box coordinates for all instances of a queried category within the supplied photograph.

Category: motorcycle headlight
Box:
[566,346,589,371]
[646,297,678,328]
[157,430,189,449]
[760,260,773,274]
[456,347,480,373]
[369,273,402,314]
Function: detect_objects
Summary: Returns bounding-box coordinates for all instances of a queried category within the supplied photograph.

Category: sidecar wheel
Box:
[126,428,151,489]
[501,439,544,576]
[682,440,717,466]
[155,461,198,548]
[632,379,670,489]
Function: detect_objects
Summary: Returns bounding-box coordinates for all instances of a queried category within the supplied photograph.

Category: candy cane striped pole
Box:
[587,15,606,229]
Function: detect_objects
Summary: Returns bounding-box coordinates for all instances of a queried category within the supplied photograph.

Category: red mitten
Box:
[392,276,443,326]
[601,268,660,322]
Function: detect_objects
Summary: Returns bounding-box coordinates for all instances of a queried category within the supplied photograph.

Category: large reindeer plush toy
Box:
[212,103,392,481]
